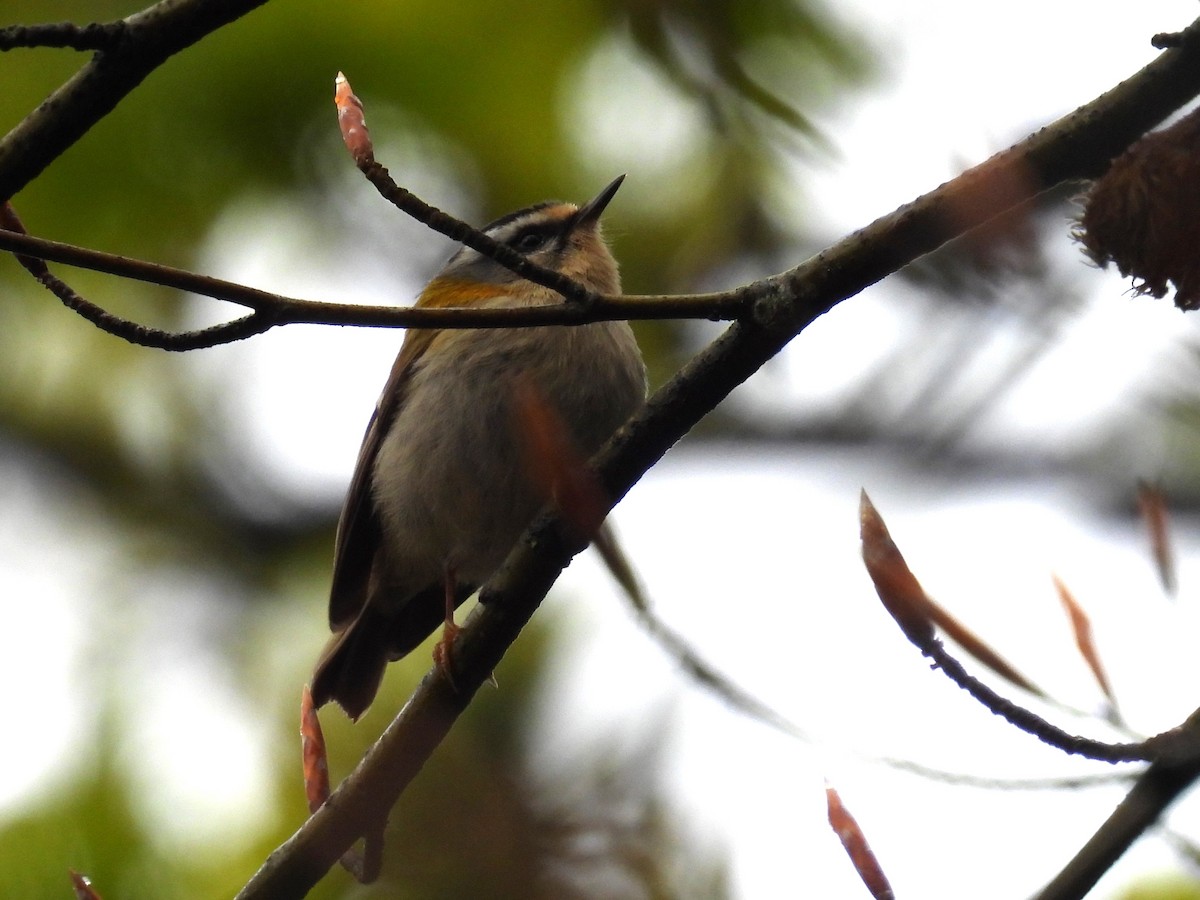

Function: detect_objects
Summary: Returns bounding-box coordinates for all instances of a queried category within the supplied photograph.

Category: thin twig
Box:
[860,489,1158,764]
[593,524,810,741]
[597,523,1145,788]
[1,202,279,349]
[356,160,601,306]
[881,758,1139,791]
[333,73,602,308]
[0,225,289,311]
[1035,709,1200,900]
[920,636,1175,764]
[0,222,755,336]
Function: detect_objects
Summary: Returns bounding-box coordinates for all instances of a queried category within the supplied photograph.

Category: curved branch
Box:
[0,226,288,311]
[355,159,601,307]
[36,264,275,350]
[1,200,278,349]
[236,16,1200,899]
[333,73,607,307]
[918,636,1178,765]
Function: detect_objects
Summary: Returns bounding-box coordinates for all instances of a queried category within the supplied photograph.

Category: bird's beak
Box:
[574,174,625,228]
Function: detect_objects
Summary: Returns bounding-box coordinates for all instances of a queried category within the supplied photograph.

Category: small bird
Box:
[311,176,646,720]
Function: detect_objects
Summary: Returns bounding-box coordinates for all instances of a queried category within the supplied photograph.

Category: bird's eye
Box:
[514,231,546,253]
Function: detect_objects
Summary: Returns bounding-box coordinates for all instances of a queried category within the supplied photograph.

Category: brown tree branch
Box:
[597,518,1145,789]
[916,634,1189,765]
[0,224,756,340]
[601,519,1146,790]
[1035,709,1200,900]
[860,489,1168,765]
[0,21,122,52]
[0,0,271,203]
[333,70,605,306]
[236,16,1200,898]
[0,201,279,349]
[0,49,751,343]
[355,157,602,307]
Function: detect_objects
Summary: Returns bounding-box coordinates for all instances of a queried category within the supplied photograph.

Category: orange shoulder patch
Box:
[416,277,507,309]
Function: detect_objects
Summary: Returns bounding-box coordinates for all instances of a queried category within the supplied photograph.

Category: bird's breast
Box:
[371,313,645,588]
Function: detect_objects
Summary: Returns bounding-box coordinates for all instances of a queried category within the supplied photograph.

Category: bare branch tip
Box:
[1152,31,1184,49]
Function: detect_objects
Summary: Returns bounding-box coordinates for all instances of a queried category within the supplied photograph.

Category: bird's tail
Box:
[310,583,473,720]
[310,604,395,722]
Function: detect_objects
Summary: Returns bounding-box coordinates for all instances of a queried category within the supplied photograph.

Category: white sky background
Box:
[4,1,1200,898]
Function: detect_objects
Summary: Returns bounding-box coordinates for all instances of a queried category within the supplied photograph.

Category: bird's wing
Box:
[327,276,508,629]
[327,328,441,629]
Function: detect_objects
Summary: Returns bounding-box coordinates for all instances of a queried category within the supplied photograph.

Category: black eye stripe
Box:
[507,222,562,250]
